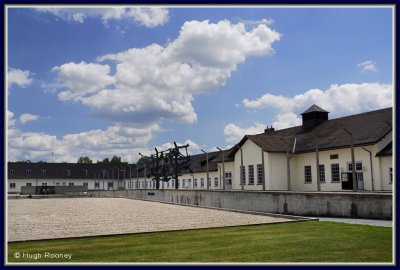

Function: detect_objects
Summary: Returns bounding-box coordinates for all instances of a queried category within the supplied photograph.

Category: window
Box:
[56,182,60,186]
[42,169,47,176]
[182,179,186,188]
[330,154,339,160]
[390,167,393,183]
[69,182,74,186]
[62,182,66,186]
[95,182,100,189]
[84,169,89,176]
[10,170,15,175]
[10,183,16,189]
[356,162,363,171]
[304,166,312,183]
[194,179,198,187]
[188,179,192,188]
[167,182,170,188]
[319,165,325,182]
[26,183,32,187]
[248,165,254,185]
[83,182,88,187]
[241,166,246,185]
[208,178,211,187]
[214,177,218,187]
[66,169,71,176]
[108,182,113,189]
[331,164,340,182]
[42,183,47,186]
[25,169,31,175]
[225,172,232,185]
[257,164,263,185]
[201,178,204,187]
[348,162,363,172]
[172,180,175,187]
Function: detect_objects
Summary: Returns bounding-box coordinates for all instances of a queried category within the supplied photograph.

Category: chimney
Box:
[264,126,275,133]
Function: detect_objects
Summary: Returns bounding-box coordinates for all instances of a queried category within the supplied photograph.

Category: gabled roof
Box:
[230,107,392,156]
[209,148,235,163]
[301,104,329,115]
[376,142,392,157]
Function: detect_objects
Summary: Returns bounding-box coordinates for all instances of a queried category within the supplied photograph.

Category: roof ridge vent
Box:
[301,104,329,131]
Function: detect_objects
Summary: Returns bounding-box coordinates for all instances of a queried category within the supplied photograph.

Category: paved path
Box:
[315,217,392,227]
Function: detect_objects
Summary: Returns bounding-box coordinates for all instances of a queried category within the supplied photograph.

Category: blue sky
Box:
[7,6,393,163]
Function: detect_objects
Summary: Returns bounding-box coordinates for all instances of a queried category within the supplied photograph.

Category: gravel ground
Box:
[8,198,293,242]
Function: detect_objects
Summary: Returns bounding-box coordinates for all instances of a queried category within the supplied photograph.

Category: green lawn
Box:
[7,221,392,263]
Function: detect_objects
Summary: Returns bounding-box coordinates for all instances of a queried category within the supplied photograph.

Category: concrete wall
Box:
[21,185,88,194]
[90,189,392,220]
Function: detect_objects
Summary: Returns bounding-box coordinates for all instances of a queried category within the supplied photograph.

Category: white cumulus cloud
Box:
[128,7,169,28]
[19,113,39,124]
[8,68,34,88]
[224,122,266,145]
[7,117,161,163]
[52,19,280,127]
[52,61,115,101]
[35,7,169,28]
[7,111,16,127]
[242,82,393,130]
[358,60,378,72]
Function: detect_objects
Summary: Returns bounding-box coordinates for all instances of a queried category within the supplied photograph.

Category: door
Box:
[356,172,364,190]
[225,172,232,190]
[341,172,353,190]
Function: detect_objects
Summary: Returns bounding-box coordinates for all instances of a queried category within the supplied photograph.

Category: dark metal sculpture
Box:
[150,142,191,189]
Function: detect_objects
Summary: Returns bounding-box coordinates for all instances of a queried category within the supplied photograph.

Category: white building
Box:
[7,105,393,194]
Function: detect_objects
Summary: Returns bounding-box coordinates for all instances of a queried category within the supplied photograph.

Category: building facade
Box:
[7,105,393,194]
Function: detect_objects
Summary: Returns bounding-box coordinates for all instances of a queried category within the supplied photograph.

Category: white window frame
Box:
[331,163,340,182]
[319,164,325,182]
[304,166,312,183]
[257,164,263,185]
[248,165,254,185]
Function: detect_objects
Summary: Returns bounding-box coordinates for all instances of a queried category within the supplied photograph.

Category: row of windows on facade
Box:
[10,169,91,176]
[303,162,362,183]
[238,162,393,185]
[10,166,393,189]
[303,162,394,184]
[9,173,234,189]
[9,182,88,189]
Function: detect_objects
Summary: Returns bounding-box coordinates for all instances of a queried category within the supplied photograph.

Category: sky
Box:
[6,5,394,163]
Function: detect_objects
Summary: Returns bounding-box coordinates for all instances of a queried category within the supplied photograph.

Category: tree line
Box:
[77,155,150,165]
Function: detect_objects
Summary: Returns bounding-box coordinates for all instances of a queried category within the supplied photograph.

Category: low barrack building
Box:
[7,105,393,194]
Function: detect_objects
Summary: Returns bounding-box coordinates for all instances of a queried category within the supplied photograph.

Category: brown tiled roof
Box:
[8,162,140,179]
[230,107,392,156]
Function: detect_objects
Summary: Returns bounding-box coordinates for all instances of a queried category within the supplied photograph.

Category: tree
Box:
[96,156,128,165]
[137,155,151,164]
[77,156,93,164]
[97,158,110,164]
[109,156,122,165]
